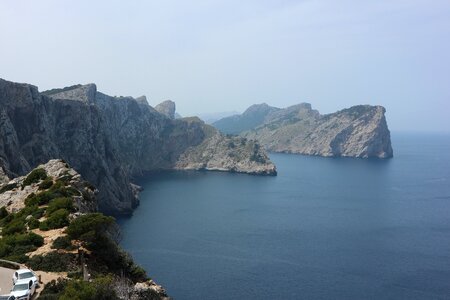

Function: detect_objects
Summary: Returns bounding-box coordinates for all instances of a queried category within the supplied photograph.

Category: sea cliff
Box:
[214,103,393,158]
[0,79,276,214]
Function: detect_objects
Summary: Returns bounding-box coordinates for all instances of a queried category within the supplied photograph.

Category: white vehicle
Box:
[10,279,35,300]
[12,269,38,287]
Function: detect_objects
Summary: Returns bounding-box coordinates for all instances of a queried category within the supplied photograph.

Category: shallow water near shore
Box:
[118,132,450,300]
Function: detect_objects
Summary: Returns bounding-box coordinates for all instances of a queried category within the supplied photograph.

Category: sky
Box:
[0,0,449,132]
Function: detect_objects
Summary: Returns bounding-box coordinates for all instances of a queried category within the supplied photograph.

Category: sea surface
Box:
[118,132,450,300]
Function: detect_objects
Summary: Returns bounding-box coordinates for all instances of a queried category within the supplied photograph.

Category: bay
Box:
[118,132,450,299]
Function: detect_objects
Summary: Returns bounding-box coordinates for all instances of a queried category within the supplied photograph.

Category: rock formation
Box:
[0,78,276,214]
[155,100,176,119]
[214,103,393,158]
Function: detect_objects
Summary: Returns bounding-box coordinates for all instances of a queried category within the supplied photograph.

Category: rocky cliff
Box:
[0,79,276,214]
[214,103,393,158]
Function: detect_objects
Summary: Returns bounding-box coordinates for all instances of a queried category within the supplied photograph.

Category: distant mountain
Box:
[213,103,393,159]
[212,104,280,134]
[197,111,240,124]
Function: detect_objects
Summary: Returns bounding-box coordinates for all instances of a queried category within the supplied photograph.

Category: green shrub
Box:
[59,276,119,300]
[52,236,75,250]
[28,217,40,229]
[39,177,54,190]
[0,182,17,193]
[22,168,47,187]
[0,213,13,226]
[25,182,79,207]
[27,251,74,272]
[67,213,114,241]
[0,260,20,269]
[46,197,74,216]
[14,231,44,247]
[2,217,26,235]
[0,206,8,219]
[0,232,43,259]
[39,209,69,230]
[4,253,30,264]
[39,278,68,300]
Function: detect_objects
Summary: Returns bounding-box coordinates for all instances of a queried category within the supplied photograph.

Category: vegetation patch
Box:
[52,236,75,250]
[0,205,44,235]
[40,276,120,300]
[25,181,79,207]
[0,182,17,193]
[39,177,54,190]
[0,232,44,263]
[39,208,70,231]
[22,168,47,188]
[28,251,75,272]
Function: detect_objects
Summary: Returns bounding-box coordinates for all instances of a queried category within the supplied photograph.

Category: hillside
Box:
[0,160,168,299]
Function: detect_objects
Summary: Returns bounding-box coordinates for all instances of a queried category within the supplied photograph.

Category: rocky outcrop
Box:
[0,160,169,299]
[175,133,277,175]
[155,100,176,119]
[214,103,393,158]
[0,159,97,213]
[0,78,275,214]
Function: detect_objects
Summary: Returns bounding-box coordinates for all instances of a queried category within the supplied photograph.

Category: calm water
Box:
[118,133,450,300]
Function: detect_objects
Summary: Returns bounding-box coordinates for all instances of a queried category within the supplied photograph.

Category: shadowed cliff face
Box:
[0,79,276,214]
[215,103,393,158]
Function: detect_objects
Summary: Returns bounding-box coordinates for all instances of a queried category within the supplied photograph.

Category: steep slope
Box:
[214,103,393,158]
[0,79,276,214]
[0,160,169,299]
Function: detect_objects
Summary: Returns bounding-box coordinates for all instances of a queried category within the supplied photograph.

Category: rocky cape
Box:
[0,79,276,214]
[213,103,393,159]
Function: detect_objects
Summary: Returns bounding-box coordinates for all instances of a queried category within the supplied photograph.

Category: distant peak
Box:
[243,103,278,116]
[155,100,176,119]
[135,95,149,105]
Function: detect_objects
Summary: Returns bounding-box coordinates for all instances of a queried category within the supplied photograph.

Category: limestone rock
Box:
[131,280,170,300]
[155,100,176,119]
[175,133,277,175]
[0,159,97,213]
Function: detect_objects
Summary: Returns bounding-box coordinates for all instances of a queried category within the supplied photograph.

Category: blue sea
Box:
[118,132,450,299]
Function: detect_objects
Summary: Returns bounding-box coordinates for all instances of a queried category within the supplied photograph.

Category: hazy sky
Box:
[1,0,449,132]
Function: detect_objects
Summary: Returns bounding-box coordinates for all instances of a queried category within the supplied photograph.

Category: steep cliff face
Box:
[0,79,276,214]
[214,103,393,158]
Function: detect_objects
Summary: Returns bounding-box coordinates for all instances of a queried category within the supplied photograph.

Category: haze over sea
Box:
[118,132,450,300]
